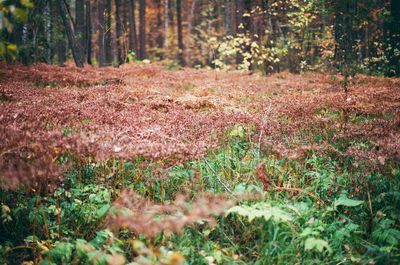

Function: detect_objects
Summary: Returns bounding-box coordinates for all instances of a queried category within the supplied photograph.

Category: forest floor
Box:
[0,62,399,264]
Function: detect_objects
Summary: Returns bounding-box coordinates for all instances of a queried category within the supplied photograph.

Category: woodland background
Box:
[0,0,399,76]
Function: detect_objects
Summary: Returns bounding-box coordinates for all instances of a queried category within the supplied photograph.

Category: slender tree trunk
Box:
[186,0,196,64]
[225,0,231,35]
[45,0,52,64]
[122,0,129,61]
[57,0,85,67]
[236,0,244,35]
[164,0,169,49]
[389,0,400,76]
[105,0,113,65]
[176,0,184,65]
[86,0,92,64]
[334,0,357,92]
[115,0,124,65]
[57,39,67,66]
[98,0,106,66]
[156,0,164,55]
[139,0,147,59]
[21,24,29,65]
[235,0,244,64]
[76,0,86,58]
[128,0,138,54]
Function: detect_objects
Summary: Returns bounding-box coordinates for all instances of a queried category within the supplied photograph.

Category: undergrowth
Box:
[1,124,399,265]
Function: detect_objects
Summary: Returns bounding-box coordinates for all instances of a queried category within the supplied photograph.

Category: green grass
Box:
[0,126,399,264]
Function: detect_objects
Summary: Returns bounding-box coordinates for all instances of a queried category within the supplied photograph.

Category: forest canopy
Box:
[0,0,399,76]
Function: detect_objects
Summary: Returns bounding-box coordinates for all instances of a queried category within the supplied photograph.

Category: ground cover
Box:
[0,62,399,264]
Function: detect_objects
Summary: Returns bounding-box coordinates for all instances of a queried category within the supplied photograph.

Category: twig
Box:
[273,186,323,204]
[204,159,232,193]
[367,190,374,234]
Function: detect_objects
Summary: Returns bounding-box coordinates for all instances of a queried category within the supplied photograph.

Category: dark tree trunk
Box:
[334,0,356,67]
[45,0,52,64]
[156,0,164,53]
[235,0,244,64]
[176,0,185,65]
[334,0,357,92]
[139,0,147,59]
[164,0,169,49]
[128,0,138,54]
[186,0,196,64]
[98,0,106,67]
[388,0,400,76]
[86,0,92,65]
[115,0,124,65]
[235,0,244,35]
[105,0,113,65]
[76,0,86,57]
[122,0,129,58]
[243,0,251,33]
[57,0,85,68]
[57,38,67,66]
[225,0,231,35]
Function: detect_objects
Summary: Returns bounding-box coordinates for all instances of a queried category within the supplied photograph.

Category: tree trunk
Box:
[139,0,147,59]
[388,0,400,76]
[98,0,106,67]
[235,0,244,35]
[225,0,231,35]
[76,0,86,58]
[186,0,196,64]
[128,0,138,54]
[105,0,113,65]
[334,0,357,92]
[176,0,184,65]
[86,0,92,65]
[156,0,164,55]
[115,0,124,65]
[57,0,85,68]
[45,0,52,64]
[235,0,245,64]
[164,0,169,49]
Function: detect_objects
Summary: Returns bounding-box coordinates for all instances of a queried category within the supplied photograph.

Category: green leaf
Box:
[304,237,332,253]
[20,0,34,8]
[48,242,74,262]
[334,195,363,208]
[229,125,245,138]
[227,203,292,223]
[96,204,111,219]
[14,8,27,21]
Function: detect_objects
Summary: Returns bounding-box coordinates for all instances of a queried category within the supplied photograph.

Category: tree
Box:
[56,0,84,67]
[128,0,138,55]
[76,0,85,60]
[115,0,124,65]
[44,0,52,64]
[155,0,164,57]
[235,0,244,64]
[98,0,106,67]
[388,0,400,76]
[85,0,92,65]
[186,0,196,64]
[164,0,169,49]
[334,0,357,92]
[105,0,113,65]
[225,0,231,35]
[176,0,184,65]
[138,0,146,59]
